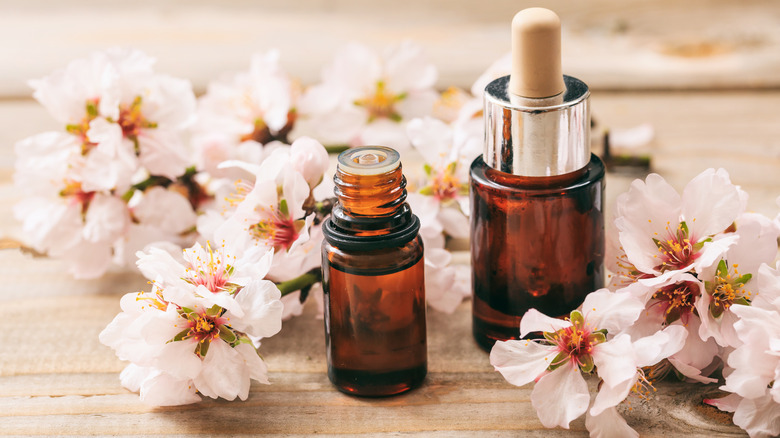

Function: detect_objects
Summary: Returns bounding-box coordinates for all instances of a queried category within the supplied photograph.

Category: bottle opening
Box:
[339,146,400,176]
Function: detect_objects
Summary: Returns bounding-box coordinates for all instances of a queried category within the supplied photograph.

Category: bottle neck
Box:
[330,164,413,237]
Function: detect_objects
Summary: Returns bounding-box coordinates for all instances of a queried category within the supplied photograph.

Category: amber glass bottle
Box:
[321,146,427,396]
[470,71,605,351]
[470,155,604,351]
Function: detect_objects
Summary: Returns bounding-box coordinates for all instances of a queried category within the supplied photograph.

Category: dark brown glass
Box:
[322,238,426,396]
[322,154,427,396]
[469,155,605,351]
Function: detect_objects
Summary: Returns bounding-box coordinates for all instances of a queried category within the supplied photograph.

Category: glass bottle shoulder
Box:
[323,235,424,275]
[470,154,605,195]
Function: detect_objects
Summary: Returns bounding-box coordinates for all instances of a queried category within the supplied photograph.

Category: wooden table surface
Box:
[2,1,780,436]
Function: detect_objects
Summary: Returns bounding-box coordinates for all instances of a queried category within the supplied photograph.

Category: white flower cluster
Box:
[14,48,200,278]
[491,169,780,438]
[100,241,284,406]
[16,42,483,313]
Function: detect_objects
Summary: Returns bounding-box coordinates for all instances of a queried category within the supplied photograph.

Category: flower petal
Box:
[632,325,687,367]
[732,392,780,438]
[593,334,637,388]
[581,289,644,335]
[138,370,200,407]
[585,406,639,438]
[520,308,571,337]
[681,168,746,237]
[704,393,742,413]
[228,279,284,339]
[490,339,555,387]
[193,340,250,401]
[531,364,590,429]
[590,377,635,417]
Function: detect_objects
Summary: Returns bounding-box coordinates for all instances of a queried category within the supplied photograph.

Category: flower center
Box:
[544,310,606,373]
[355,81,405,122]
[134,287,168,311]
[184,242,236,293]
[117,96,157,142]
[653,221,701,272]
[225,179,254,209]
[65,99,100,154]
[250,203,301,252]
[431,170,461,202]
[651,280,700,325]
[239,111,296,145]
[186,312,223,343]
[59,180,96,214]
[706,260,752,318]
[610,247,655,288]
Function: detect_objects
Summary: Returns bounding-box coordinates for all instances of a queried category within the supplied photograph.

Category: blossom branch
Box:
[275,267,322,299]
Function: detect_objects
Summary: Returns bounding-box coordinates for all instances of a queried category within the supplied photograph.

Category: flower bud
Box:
[290,136,329,188]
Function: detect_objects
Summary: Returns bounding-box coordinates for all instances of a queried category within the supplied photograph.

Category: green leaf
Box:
[579,354,594,373]
[445,161,458,175]
[419,186,434,196]
[735,273,752,285]
[423,163,432,176]
[170,328,191,343]
[206,305,223,317]
[569,310,584,326]
[548,352,568,371]
[180,307,195,315]
[279,199,289,216]
[733,297,750,306]
[237,335,255,346]
[219,325,237,344]
[679,221,689,236]
[86,101,99,117]
[588,331,606,345]
[652,238,663,249]
[716,259,729,278]
[709,302,724,319]
[198,340,210,357]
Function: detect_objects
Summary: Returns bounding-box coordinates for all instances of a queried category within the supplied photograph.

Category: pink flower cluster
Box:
[491,169,780,437]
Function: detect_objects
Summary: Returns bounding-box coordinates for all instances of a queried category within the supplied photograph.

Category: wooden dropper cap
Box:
[509,8,566,98]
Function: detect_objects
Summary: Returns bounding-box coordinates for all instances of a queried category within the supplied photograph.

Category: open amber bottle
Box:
[321,146,427,396]
[470,9,605,351]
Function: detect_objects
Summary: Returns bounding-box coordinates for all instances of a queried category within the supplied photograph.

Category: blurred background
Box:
[1,0,778,94]
[1,0,779,212]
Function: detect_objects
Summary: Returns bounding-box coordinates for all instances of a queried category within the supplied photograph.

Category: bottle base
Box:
[328,363,427,397]
[472,315,520,352]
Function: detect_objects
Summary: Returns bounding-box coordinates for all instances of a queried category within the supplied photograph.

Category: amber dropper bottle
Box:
[470,8,605,351]
[321,146,427,396]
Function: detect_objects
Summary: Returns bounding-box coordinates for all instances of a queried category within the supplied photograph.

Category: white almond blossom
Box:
[14,48,201,278]
[200,138,330,317]
[706,263,780,437]
[100,241,284,406]
[293,41,438,150]
[30,47,196,191]
[490,290,646,429]
[696,213,779,347]
[193,50,297,176]
[491,289,689,437]
[611,169,747,287]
